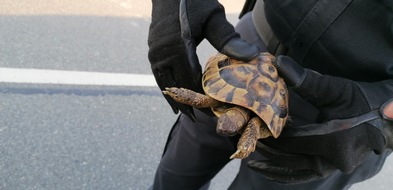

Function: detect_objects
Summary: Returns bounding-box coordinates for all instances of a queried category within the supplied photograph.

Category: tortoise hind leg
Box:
[230,117,272,159]
[163,87,220,108]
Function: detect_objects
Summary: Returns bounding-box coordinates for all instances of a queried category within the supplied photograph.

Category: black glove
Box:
[148,0,260,121]
[248,55,393,184]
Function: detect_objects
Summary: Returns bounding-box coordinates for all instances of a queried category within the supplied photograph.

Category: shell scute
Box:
[202,53,288,137]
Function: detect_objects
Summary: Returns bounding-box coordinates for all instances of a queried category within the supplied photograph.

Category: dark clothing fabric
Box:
[150,0,393,189]
[264,0,393,117]
[151,110,390,190]
[150,12,391,189]
[229,150,390,190]
[265,0,393,82]
[151,109,238,190]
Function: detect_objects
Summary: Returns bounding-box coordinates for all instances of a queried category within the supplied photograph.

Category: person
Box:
[147,0,393,189]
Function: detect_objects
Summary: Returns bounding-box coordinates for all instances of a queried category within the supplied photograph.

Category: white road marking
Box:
[0,68,158,87]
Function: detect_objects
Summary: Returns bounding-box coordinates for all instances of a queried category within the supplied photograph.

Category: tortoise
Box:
[163,52,289,159]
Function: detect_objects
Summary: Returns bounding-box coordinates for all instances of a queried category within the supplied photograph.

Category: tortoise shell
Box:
[202,53,289,138]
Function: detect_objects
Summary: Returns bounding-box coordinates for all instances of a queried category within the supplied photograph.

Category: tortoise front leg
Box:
[163,87,220,108]
[230,117,272,159]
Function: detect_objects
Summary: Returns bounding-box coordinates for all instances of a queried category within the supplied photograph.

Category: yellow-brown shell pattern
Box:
[202,53,288,138]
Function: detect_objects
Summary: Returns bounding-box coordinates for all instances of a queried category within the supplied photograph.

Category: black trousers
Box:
[150,13,390,190]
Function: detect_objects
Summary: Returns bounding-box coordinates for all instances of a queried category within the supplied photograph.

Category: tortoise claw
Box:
[230,149,251,159]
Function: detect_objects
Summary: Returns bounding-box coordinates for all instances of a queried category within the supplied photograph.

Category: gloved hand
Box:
[247,55,393,184]
[148,0,260,121]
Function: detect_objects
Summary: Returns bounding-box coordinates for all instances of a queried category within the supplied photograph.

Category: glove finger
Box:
[181,0,259,61]
[186,0,237,49]
[248,160,322,184]
[275,56,366,117]
[221,38,260,61]
[275,55,352,96]
[205,11,260,61]
[273,56,307,88]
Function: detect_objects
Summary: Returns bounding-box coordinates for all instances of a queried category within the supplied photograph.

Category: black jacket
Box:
[264,0,393,113]
[265,0,393,82]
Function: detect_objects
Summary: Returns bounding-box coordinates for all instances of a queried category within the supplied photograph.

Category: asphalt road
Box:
[0,1,391,190]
